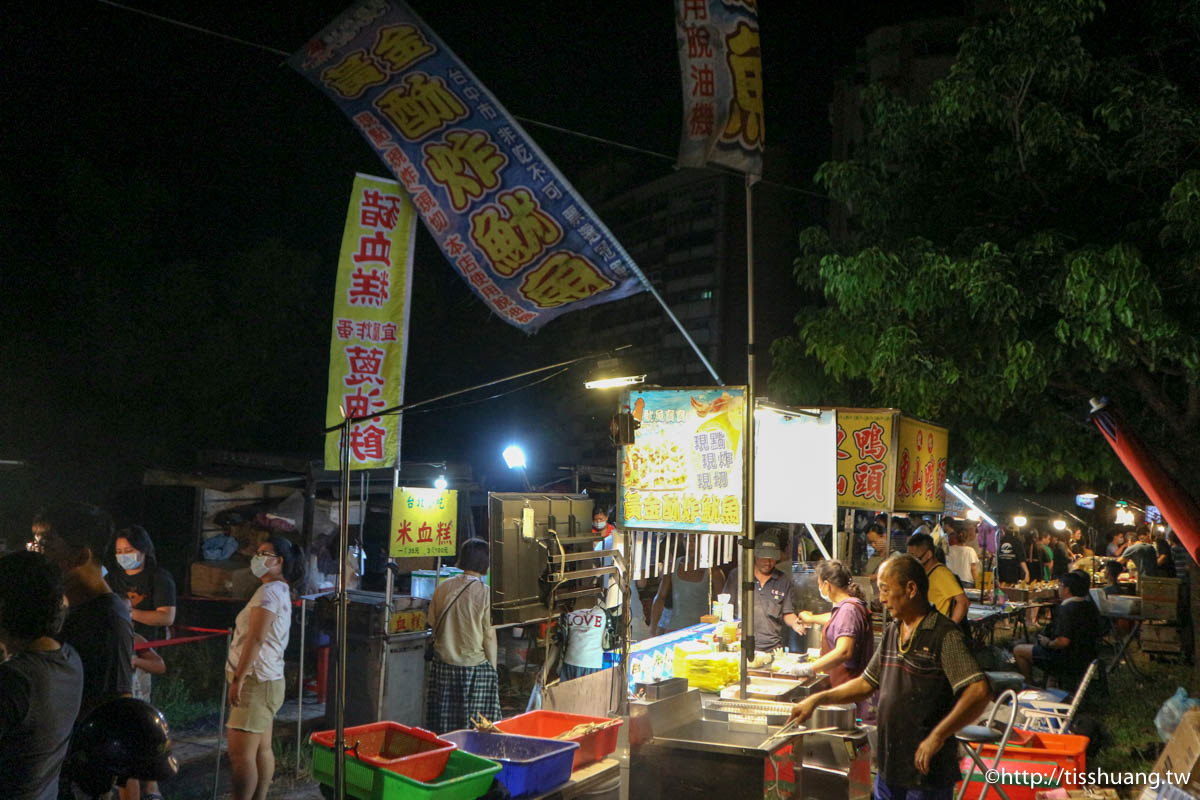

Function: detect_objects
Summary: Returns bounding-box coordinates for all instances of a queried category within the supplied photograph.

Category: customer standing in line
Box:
[0,550,84,800]
[426,538,500,733]
[225,536,304,800]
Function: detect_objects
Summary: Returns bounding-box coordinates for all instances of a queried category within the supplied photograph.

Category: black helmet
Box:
[66,697,178,795]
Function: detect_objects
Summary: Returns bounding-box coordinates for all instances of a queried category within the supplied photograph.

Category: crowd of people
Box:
[0,503,304,800]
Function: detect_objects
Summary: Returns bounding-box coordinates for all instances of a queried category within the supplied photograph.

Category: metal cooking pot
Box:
[812,703,857,731]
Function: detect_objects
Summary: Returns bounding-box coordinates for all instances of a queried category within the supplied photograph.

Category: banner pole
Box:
[625,260,724,386]
[740,171,759,697]
[334,419,352,800]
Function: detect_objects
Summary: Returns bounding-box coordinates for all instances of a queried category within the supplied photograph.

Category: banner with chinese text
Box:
[674,0,764,174]
[324,173,416,470]
[836,410,896,511]
[619,388,746,534]
[893,417,949,513]
[291,0,646,331]
[390,487,458,557]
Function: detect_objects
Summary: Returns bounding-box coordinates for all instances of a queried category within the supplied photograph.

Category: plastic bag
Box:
[1155,687,1200,742]
[526,678,543,712]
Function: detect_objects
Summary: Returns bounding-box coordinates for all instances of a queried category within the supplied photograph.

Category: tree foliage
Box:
[771,0,1200,491]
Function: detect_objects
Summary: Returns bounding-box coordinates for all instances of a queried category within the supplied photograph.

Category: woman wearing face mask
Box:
[787,560,876,723]
[107,525,177,641]
[225,536,305,800]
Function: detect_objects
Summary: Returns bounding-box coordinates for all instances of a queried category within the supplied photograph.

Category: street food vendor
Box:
[907,533,969,623]
[791,554,990,800]
[721,537,803,658]
[785,559,876,722]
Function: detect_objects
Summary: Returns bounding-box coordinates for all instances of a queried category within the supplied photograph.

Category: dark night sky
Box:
[0,0,962,536]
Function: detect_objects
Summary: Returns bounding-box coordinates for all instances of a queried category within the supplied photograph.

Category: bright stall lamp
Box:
[945,483,997,527]
[434,475,448,490]
[1053,519,1067,531]
[966,509,981,521]
[584,374,646,390]
[502,445,527,470]
[1013,515,1028,528]
[1115,507,1136,525]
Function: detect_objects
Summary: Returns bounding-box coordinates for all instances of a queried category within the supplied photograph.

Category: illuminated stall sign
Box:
[619,388,746,533]
[390,487,458,557]
[893,417,949,513]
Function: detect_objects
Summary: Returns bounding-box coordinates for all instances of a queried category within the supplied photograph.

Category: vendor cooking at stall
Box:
[784,559,876,722]
[721,535,804,664]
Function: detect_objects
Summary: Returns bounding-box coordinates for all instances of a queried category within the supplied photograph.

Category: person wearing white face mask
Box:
[787,560,876,723]
[106,526,176,643]
[225,535,304,800]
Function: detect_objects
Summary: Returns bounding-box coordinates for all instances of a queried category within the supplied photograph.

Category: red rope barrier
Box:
[135,629,229,652]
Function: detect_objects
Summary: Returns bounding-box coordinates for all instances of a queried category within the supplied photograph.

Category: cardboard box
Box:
[1150,708,1200,793]
[190,559,254,598]
[1142,600,1179,622]
[1140,577,1181,604]
[1141,624,1182,652]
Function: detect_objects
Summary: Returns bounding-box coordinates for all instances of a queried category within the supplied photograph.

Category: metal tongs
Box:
[760,715,836,749]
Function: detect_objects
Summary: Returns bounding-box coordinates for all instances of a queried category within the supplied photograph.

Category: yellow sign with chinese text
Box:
[835,411,896,511]
[893,417,949,513]
[390,487,458,558]
[324,174,417,470]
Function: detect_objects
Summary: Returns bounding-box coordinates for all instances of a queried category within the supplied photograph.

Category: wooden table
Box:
[527,758,620,800]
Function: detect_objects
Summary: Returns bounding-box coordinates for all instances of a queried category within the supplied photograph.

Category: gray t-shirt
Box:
[0,645,84,800]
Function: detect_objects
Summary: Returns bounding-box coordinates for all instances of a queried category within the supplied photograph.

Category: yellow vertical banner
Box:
[390,488,458,558]
[324,174,417,470]
[893,417,949,513]
[835,410,896,510]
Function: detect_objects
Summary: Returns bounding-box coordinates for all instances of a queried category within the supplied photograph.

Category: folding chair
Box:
[1016,659,1099,735]
[955,672,1023,800]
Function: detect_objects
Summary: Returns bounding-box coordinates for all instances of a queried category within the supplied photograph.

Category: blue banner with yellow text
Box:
[291,0,647,330]
[674,0,764,175]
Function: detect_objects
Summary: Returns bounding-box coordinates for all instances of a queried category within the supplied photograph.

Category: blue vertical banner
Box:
[674,0,764,175]
[290,0,646,331]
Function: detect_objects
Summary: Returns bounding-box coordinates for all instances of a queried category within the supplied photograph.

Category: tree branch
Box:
[1187,383,1200,428]
[1127,366,1187,433]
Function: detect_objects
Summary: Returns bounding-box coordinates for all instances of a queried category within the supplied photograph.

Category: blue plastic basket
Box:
[441,730,579,798]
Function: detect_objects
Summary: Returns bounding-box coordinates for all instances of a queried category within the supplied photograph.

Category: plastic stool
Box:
[955,687,1019,800]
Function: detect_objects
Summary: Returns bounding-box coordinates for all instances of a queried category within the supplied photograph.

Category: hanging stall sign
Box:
[674,0,764,175]
[835,410,896,511]
[324,173,416,471]
[755,406,837,526]
[893,417,949,513]
[390,487,458,557]
[291,0,646,332]
[619,388,746,534]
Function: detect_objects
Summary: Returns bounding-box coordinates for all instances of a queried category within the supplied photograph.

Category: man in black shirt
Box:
[791,554,990,799]
[1013,570,1102,688]
[35,503,133,719]
[996,527,1030,585]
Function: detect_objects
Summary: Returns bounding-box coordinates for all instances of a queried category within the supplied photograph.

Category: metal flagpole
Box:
[334,419,352,800]
[740,171,759,697]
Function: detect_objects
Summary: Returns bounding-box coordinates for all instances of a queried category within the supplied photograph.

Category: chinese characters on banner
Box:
[390,487,458,557]
[324,174,416,471]
[835,411,895,510]
[290,0,646,331]
[674,0,764,175]
[619,388,746,533]
[893,417,949,513]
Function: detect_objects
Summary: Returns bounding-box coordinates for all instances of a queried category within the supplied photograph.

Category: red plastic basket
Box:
[310,721,456,783]
[957,730,1089,800]
[493,711,622,769]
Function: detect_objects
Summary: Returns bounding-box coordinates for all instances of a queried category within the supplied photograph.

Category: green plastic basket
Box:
[313,745,501,800]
